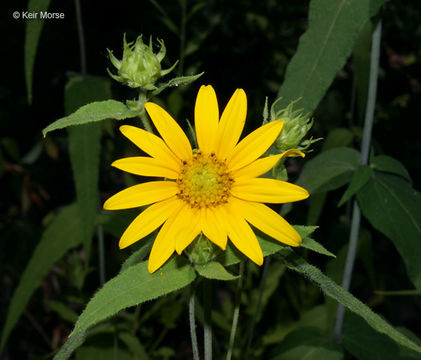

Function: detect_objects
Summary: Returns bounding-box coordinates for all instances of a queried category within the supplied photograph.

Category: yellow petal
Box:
[201,207,227,250]
[225,204,263,266]
[119,125,181,171]
[280,149,305,158]
[119,197,183,249]
[112,157,179,179]
[232,154,281,179]
[174,205,201,255]
[231,178,309,204]
[103,181,178,210]
[230,197,301,246]
[214,89,247,160]
[227,120,284,171]
[195,85,219,154]
[148,213,181,273]
[145,102,192,161]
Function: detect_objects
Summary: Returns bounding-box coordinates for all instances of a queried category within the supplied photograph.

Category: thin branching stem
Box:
[333,20,382,342]
[226,262,245,360]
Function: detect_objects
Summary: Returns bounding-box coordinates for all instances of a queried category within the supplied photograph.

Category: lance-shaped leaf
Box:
[279,249,421,354]
[25,0,51,103]
[275,0,384,116]
[54,258,196,359]
[357,172,421,291]
[0,204,83,351]
[65,76,111,261]
[42,100,138,136]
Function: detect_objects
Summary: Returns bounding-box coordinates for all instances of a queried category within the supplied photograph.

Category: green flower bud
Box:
[271,99,319,152]
[185,234,218,265]
[107,35,178,90]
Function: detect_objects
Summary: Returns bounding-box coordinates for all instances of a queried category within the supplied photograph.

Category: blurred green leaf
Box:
[25,0,51,104]
[307,192,328,225]
[0,204,83,351]
[55,258,196,359]
[343,312,421,360]
[269,327,344,360]
[322,128,354,151]
[118,332,150,360]
[195,261,239,281]
[338,165,373,206]
[279,250,421,354]
[371,155,411,182]
[297,147,360,194]
[357,172,421,291]
[275,0,384,116]
[47,300,79,324]
[66,76,111,261]
[42,100,138,136]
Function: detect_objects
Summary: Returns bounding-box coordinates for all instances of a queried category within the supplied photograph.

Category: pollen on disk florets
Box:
[176,150,233,208]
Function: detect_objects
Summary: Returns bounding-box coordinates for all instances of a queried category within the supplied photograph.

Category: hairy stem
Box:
[189,288,200,360]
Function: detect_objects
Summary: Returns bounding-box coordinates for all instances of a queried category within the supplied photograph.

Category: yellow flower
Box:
[104,85,309,273]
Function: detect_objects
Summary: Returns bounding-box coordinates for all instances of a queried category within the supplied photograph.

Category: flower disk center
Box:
[176,151,233,208]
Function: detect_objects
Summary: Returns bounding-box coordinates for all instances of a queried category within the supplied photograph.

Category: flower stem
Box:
[226,262,245,360]
[189,289,200,360]
[333,19,382,342]
[203,279,212,360]
[244,257,271,359]
[74,0,87,79]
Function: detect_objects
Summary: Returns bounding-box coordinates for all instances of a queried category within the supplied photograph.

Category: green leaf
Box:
[195,261,239,281]
[297,147,360,194]
[301,238,336,258]
[42,100,138,136]
[343,312,421,360]
[118,332,150,360]
[151,72,204,97]
[371,155,411,182]
[56,258,196,359]
[55,330,88,360]
[275,0,384,116]
[279,250,421,354]
[0,204,84,351]
[357,172,421,291]
[119,237,154,273]
[338,165,373,207]
[25,0,51,104]
[47,300,79,324]
[66,77,111,261]
[269,327,344,360]
[322,128,354,151]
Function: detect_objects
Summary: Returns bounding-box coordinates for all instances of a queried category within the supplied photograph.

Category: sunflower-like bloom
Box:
[104,85,309,273]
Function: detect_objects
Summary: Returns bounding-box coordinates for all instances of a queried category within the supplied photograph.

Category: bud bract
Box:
[272,99,318,152]
[107,35,177,90]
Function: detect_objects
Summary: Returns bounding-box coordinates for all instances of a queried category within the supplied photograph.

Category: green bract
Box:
[271,99,319,152]
[107,35,178,90]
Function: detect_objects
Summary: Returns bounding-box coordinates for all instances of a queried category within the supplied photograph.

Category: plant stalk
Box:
[74,0,87,79]
[226,262,245,360]
[333,20,382,342]
[189,289,200,360]
[204,279,212,360]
